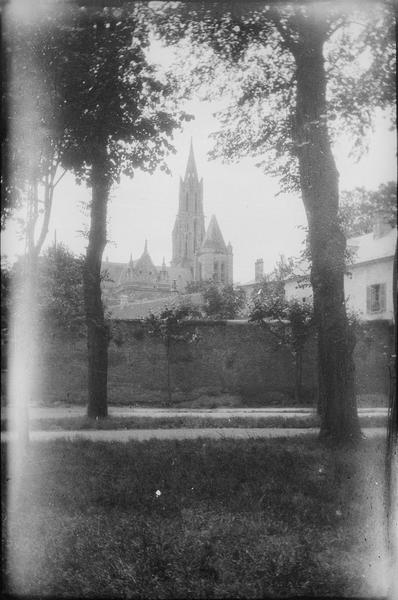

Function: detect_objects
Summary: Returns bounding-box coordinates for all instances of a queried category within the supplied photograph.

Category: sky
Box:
[2,43,396,284]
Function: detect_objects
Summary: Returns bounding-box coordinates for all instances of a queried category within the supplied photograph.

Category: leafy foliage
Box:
[27,7,190,186]
[249,291,314,357]
[37,244,85,335]
[339,181,397,237]
[186,280,246,319]
[249,285,314,402]
[1,245,86,339]
[202,283,246,319]
[270,254,296,282]
[145,304,202,404]
[145,304,202,344]
[154,2,395,191]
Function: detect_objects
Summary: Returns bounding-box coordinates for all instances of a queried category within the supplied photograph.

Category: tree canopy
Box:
[339,181,397,237]
[26,7,189,185]
[154,1,395,191]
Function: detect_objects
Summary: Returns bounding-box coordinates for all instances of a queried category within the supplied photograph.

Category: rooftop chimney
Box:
[373,211,393,238]
[255,258,264,282]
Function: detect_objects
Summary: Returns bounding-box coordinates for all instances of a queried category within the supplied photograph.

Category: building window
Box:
[213,261,219,282]
[220,262,225,283]
[367,283,386,313]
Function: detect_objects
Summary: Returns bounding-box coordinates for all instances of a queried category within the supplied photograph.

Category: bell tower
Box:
[171,141,205,269]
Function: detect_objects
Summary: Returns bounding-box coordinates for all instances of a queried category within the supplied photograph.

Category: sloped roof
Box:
[108,293,202,320]
[347,227,396,264]
[134,240,156,273]
[200,215,227,253]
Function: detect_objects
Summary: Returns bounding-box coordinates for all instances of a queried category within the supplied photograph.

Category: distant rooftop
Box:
[108,293,203,320]
[347,226,396,264]
[285,226,397,281]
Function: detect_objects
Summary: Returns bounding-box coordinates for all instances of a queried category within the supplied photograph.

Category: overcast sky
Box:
[2,37,396,284]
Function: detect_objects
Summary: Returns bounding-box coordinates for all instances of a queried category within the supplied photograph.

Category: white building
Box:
[284,218,396,322]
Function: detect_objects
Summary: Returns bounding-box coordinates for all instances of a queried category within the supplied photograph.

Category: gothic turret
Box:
[197,215,233,284]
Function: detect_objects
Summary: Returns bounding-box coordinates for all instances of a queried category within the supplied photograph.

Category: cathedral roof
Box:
[200,215,227,253]
[134,240,156,272]
[184,139,198,180]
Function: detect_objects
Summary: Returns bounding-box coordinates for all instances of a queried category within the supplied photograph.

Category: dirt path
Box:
[1,406,387,420]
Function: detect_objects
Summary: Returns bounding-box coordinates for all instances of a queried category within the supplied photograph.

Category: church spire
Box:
[184,138,198,180]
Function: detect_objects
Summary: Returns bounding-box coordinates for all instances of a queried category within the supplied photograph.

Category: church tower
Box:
[171,141,206,275]
[196,215,233,285]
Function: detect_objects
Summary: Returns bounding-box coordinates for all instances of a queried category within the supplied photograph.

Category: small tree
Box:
[270,254,296,283]
[249,289,314,404]
[37,244,85,336]
[186,280,246,319]
[31,7,189,418]
[145,304,201,405]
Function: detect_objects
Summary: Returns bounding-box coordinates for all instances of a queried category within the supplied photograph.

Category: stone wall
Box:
[353,320,394,404]
[32,319,394,407]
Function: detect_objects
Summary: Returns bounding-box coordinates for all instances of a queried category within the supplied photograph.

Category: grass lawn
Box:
[2,437,389,598]
[1,413,387,432]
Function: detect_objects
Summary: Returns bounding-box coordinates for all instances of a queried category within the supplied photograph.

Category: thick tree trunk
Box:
[293,30,361,441]
[83,145,110,418]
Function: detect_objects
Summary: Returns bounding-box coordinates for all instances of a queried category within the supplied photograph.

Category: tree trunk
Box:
[166,336,172,406]
[83,145,110,418]
[294,351,302,404]
[293,28,361,441]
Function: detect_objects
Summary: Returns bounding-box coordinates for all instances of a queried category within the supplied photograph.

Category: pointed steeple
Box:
[135,239,155,271]
[201,215,227,252]
[128,253,133,266]
[184,138,198,180]
[172,141,205,267]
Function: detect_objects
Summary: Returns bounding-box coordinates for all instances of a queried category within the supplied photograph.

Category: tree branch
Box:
[53,168,67,189]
